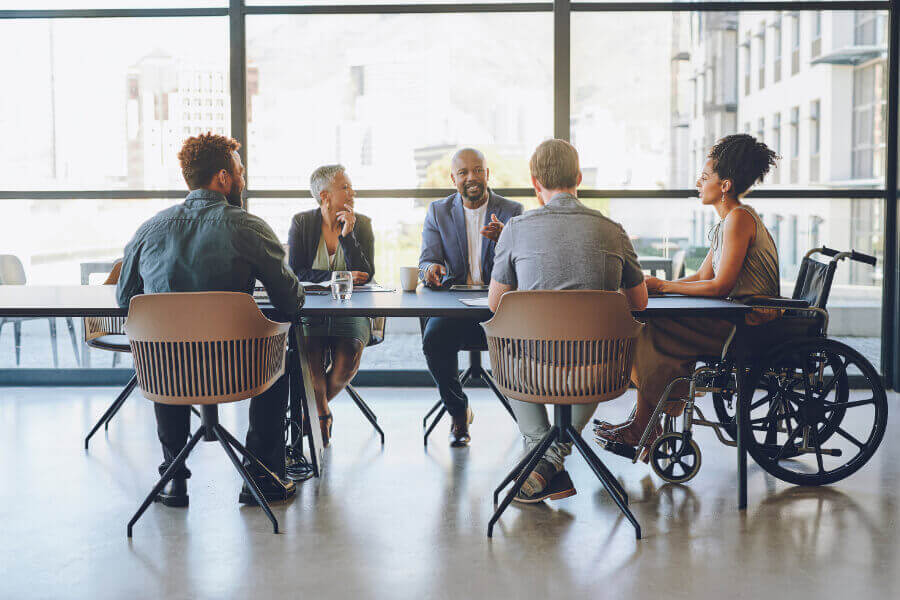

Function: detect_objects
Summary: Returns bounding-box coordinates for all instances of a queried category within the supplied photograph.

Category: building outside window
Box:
[791,13,801,75]
[852,62,887,179]
[772,112,781,184]
[810,99,820,182]
[773,13,783,83]
[855,11,886,46]
[812,11,822,59]
[757,117,765,143]
[757,22,766,90]
[790,105,800,183]
[743,34,751,95]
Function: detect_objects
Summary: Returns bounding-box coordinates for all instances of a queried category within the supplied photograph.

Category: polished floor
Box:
[0,386,897,599]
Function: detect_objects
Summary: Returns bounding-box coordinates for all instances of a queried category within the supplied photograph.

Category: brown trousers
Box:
[632,317,736,408]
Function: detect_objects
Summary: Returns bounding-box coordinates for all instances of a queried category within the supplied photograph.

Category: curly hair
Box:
[707,134,778,196]
[177,133,241,190]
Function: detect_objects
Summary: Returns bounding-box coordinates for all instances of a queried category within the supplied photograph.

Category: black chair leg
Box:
[488,427,558,538]
[346,385,385,445]
[214,424,288,491]
[567,426,641,540]
[47,318,59,368]
[127,427,204,537]
[105,374,139,430]
[422,399,442,428]
[493,431,554,504]
[85,375,137,449]
[65,317,80,367]
[477,368,517,423]
[14,320,22,366]
[214,426,279,534]
[565,426,628,504]
[423,407,446,446]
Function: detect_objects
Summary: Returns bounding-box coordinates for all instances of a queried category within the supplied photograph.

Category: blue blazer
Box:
[419,191,524,286]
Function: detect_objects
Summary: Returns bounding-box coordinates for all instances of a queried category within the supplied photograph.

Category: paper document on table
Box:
[459,297,490,307]
[353,283,395,292]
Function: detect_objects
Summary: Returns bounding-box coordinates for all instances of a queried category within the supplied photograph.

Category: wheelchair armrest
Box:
[743,296,810,309]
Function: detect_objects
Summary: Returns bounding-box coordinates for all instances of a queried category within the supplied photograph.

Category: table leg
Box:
[735,356,748,510]
[292,324,324,477]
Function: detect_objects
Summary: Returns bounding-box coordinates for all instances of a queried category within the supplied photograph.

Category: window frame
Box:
[1,0,897,387]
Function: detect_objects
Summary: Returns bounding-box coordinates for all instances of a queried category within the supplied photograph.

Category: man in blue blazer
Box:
[419,148,524,446]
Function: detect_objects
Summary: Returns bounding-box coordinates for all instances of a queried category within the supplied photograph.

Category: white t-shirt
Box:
[463,201,488,284]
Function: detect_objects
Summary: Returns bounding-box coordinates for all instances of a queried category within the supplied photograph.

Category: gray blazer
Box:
[418,191,524,287]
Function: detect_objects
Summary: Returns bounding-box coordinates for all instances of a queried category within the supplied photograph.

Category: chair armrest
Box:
[743,296,811,309]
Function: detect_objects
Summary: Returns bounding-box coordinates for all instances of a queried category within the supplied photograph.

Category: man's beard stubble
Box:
[226,185,244,208]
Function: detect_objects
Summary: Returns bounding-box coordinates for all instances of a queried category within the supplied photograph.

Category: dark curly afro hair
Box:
[707,134,778,196]
[177,133,241,190]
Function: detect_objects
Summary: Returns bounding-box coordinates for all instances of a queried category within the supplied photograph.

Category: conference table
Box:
[0,285,754,509]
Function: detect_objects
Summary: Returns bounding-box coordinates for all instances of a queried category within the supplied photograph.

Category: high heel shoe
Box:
[319,413,333,447]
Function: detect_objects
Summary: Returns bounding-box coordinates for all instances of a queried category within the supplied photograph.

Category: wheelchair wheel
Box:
[650,432,702,484]
[711,374,737,441]
[740,338,887,486]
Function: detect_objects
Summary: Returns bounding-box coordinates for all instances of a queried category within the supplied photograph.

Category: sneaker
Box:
[514,470,577,504]
[238,475,297,505]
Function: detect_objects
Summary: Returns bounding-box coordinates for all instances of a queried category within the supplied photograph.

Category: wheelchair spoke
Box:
[774,428,804,461]
[811,427,826,474]
[822,398,873,412]
[834,426,865,449]
[817,357,849,399]
[750,393,774,411]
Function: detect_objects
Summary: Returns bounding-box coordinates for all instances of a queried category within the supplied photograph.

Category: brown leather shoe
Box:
[449,407,474,447]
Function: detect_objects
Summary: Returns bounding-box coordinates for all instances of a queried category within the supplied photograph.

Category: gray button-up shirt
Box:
[117,189,304,319]
[491,193,644,292]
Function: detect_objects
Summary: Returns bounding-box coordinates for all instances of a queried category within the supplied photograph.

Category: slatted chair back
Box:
[482,290,643,405]
[0,255,27,285]
[125,292,290,405]
[84,260,127,344]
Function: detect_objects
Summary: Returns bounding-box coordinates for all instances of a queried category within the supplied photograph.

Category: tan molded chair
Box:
[125,292,291,538]
[83,260,140,449]
[482,290,644,539]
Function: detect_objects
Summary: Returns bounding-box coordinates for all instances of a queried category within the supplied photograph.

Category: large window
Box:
[245,13,552,191]
[0,18,229,191]
[1,2,896,382]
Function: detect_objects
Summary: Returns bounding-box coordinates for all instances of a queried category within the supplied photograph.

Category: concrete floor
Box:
[0,386,897,599]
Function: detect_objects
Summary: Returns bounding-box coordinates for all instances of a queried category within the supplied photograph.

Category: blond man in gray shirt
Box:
[488,139,648,503]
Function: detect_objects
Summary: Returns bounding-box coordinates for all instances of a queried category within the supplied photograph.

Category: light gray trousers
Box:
[509,399,599,469]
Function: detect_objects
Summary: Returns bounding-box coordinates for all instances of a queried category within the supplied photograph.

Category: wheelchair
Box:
[599,246,888,488]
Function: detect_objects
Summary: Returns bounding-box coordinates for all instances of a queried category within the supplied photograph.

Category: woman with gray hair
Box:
[287,165,375,446]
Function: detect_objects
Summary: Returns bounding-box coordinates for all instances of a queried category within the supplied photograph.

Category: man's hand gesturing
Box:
[480,213,504,242]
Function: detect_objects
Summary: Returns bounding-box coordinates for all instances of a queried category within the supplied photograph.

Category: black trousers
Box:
[422,317,487,418]
[154,373,288,479]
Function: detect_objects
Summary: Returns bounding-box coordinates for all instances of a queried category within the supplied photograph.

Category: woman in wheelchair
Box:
[596,134,779,455]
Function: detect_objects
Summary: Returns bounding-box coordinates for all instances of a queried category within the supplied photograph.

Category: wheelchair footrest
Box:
[597,439,637,461]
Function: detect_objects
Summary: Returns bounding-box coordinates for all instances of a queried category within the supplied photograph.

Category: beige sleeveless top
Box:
[711,205,780,300]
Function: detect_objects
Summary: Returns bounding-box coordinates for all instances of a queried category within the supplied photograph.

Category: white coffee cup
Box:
[399,267,419,292]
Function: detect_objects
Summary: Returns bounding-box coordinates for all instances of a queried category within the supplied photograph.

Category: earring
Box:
[721,193,726,203]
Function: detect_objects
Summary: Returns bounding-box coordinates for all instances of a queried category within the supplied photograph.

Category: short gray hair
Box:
[310,164,346,204]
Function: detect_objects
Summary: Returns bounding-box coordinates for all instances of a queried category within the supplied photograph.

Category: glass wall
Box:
[0,2,895,381]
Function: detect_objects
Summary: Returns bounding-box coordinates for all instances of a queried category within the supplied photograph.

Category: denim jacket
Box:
[116,189,304,319]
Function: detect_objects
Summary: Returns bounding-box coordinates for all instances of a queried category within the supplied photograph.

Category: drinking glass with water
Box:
[331,271,353,300]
